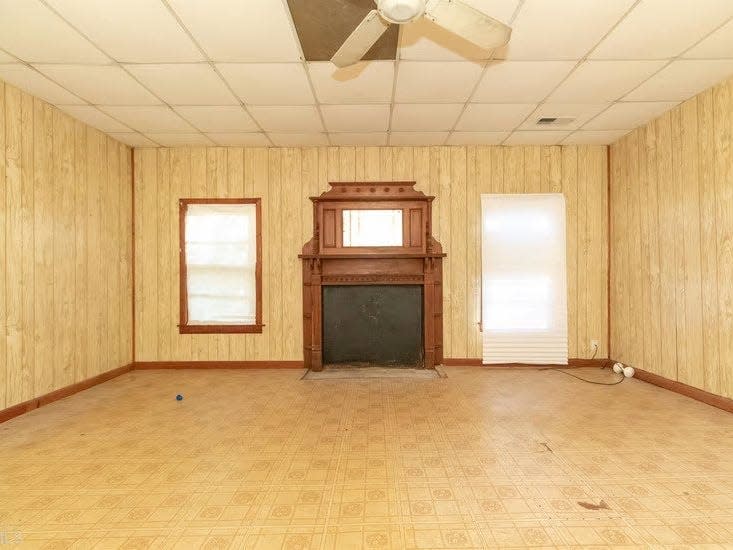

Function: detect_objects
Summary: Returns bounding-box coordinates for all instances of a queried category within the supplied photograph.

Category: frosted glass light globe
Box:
[377,0,425,23]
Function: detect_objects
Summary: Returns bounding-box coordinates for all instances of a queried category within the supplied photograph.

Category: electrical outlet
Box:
[590,339,599,351]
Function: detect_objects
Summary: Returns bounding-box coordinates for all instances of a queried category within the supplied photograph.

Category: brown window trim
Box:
[179,198,263,334]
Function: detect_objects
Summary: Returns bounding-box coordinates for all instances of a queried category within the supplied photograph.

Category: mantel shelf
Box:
[299,252,446,260]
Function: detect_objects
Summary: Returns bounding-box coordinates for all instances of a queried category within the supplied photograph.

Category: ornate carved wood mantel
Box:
[299,182,445,371]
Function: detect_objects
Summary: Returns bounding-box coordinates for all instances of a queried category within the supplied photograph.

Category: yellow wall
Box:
[134,145,608,362]
[610,75,733,399]
[0,81,133,409]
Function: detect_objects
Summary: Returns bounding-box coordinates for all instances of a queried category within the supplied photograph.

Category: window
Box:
[481,194,567,364]
[179,199,262,334]
[342,209,403,247]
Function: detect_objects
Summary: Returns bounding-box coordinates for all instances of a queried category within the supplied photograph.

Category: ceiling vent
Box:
[536,117,575,126]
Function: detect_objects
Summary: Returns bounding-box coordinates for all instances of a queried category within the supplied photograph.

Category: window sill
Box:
[178,324,264,334]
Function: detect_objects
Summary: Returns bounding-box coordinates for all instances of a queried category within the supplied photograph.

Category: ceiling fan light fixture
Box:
[377,0,425,24]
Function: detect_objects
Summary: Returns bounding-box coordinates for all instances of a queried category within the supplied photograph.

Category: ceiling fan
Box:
[331,0,512,68]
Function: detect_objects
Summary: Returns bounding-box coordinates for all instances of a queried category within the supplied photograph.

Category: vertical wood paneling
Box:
[73,122,87,380]
[268,149,283,361]
[656,113,678,380]
[680,100,704,389]
[135,145,608,364]
[170,149,190,362]
[0,82,132,406]
[576,146,589,358]
[714,79,733,396]
[250,148,270,360]
[120,147,132,366]
[697,89,720,394]
[0,81,6,409]
[87,130,102,379]
[466,147,480,357]
[610,75,733,399]
[562,147,578,359]
[20,94,34,400]
[157,149,171,362]
[450,147,467,358]
[228,148,246,361]
[282,148,302,360]
[5,85,23,402]
[670,109,687,380]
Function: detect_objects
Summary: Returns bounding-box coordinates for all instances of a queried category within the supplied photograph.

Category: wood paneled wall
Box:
[0,81,133,409]
[610,75,733,399]
[134,145,608,362]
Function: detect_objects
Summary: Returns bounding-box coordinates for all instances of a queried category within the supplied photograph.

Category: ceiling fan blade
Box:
[331,9,391,68]
[424,0,511,52]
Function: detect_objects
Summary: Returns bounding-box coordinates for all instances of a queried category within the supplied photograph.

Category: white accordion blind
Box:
[185,203,257,325]
[481,194,568,365]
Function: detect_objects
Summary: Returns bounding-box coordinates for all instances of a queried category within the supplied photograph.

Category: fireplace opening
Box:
[322,285,424,367]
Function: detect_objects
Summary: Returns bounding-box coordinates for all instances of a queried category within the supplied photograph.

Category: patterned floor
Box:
[0,366,732,549]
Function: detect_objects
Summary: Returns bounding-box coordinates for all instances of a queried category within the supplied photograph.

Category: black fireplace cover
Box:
[322,285,423,366]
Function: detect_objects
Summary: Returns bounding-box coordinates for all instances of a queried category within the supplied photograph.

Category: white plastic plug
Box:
[613,362,635,378]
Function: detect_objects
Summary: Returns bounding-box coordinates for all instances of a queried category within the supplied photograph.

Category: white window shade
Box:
[481,194,568,365]
[185,203,257,325]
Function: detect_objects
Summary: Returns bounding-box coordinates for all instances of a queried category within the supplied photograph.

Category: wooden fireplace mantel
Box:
[299,181,445,371]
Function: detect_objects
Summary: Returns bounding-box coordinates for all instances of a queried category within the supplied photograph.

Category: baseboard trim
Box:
[0,363,134,424]
[442,358,613,368]
[634,368,733,414]
[132,361,305,369]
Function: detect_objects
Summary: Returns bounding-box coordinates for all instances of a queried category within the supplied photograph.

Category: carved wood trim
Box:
[300,182,445,372]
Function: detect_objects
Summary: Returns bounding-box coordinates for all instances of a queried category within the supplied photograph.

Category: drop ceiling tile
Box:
[206,133,271,146]
[45,0,203,62]
[583,101,678,131]
[329,133,389,146]
[473,61,575,103]
[107,132,159,147]
[125,64,237,105]
[520,103,609,130]
[145,133,214,147]
[216,63,314,105]
[0,0,108,63]
[35,65,160,105]
[399,1,519,61]
[57,105,131,132]
[390,132,449,146]
[0,65,84,104]
[684,19,733,59]
[174,106,259,132]
[320,105,391,133]
[391,104,464,131]
[504,130,570,145]
[591,0,733,60]
[562,130,630,145]
[547,61,666,103]
[168,0,301,62]
[494,0,634,60]
[455,103,535,131]
[446,131,509,145]
[395,62,484,103]
[268,133,329,146]
[248,106,323,132]
[308,61,394,104]
[625,60,733,102]
[100,106,195,132]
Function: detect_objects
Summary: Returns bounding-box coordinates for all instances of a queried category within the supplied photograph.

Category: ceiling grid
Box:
[0,0,731,148]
